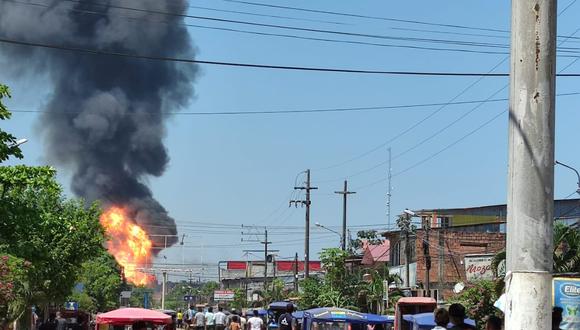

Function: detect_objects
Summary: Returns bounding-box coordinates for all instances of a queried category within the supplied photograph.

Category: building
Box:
[218,260,322,302]
[361,241,390,267]
[384,198,580,300]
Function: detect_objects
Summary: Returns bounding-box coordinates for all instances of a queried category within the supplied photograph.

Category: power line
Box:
[0,37,522,76]
[14,0,580,58]
[5,0,510,57]
[11,0,580,59]
[222,0,510,34]
[23,0,513,50]
[10,95,520,116]
[224,0,580,41]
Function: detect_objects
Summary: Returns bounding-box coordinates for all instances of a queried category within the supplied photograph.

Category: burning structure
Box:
[0,0,197,284]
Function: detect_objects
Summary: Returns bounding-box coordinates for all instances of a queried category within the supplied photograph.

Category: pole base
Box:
[505,271,552,329]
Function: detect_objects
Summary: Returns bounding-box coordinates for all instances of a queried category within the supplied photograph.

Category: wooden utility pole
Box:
[506,0,556,329]
[335,180,356,251]
[290,169,317,278]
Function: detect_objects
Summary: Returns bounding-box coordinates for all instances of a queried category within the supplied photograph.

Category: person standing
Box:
[230,315,241,330]
[177,309,184,329]
[239,312,247,330]
[278,304,295,330]
[39,313,57,330]
[431,308,449,330]
[215,307,227,330]
[448,304,476,330]
[247,310,264,330]
[195,307,206,330]
[188,305,197,328]
[55,312,66,330]
[206,307,216,330]
[485,315,502,330]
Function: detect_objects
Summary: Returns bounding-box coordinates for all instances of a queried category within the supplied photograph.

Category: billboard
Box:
[464,254,494,281]
[553,277,580,330]
[214,290,235,301]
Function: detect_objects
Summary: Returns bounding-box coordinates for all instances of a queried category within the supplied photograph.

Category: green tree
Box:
[0,166,105,310]
[164,281,196,311]
[492,222,580,276]
[70,249,123,312]
[0,254,31,329]
[297,277,323,309]
[357,266,401,314]
[230,288,248,310]
[262,279,288,305]
[350,230,385,253]
[447,280,501,330]
[200,281,219,303]
[0,85,23,163]
[129,286,153,308]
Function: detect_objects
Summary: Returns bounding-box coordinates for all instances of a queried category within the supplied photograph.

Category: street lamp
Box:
[315,222,343,247]
[555,160,580,195]
[9,138,28,147]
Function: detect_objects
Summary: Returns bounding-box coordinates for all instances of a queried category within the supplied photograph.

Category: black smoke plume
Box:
[0,0,197,248]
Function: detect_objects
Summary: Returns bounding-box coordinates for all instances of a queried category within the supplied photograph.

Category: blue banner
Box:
[553,277,580,330]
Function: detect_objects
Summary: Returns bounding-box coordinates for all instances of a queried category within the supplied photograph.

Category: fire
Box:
[100,206,155,286]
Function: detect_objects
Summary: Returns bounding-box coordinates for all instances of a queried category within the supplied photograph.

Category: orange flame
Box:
[100,206,155,286]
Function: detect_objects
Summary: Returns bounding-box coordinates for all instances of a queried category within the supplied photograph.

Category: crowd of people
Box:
[175,306,273,330]
[431,303,500,330]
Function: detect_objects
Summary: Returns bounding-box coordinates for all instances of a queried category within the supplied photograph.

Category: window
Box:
[390,241,401,266]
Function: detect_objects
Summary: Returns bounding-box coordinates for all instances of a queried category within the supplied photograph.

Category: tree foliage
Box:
[0,254,31,328]
[492,222,580,275]
[70,250,123,312]
[350,231,385,253]
[0,166,105,307]
[230,288,248,310]
[447,280,502,330]
[0,84,23,162]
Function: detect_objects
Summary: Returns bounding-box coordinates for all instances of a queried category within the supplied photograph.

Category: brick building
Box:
[383,198,580,300]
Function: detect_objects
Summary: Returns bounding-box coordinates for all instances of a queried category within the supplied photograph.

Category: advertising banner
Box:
[214,290,235,301]
[553,277,580,330]
[464,254,494,281]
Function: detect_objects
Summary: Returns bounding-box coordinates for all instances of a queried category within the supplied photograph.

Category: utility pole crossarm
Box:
[291,169,318,278]
[334,180,356,251]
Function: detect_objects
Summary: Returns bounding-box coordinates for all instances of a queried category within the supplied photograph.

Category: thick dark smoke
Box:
[0,0,197,248]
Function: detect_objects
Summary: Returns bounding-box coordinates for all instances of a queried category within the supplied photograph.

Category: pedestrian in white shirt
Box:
[215,307,227,330]
[247,310,264,330]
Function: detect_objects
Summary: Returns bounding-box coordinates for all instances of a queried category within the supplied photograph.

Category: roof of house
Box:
[361,241,390,265]
[414,198,580,218]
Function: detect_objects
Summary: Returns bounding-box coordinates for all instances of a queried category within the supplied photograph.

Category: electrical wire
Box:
[20,0,518,50]
[224,0,580,39]
[0,36,524,76]
[4,0,527,58]
[222,0,510,34]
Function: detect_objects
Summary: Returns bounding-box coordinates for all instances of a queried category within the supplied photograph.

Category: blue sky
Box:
[3,0,580,281]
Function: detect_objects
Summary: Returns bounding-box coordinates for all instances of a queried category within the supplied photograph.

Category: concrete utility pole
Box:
[241,226,276,289]
[335,180,356,251]
[290,169,317,278]
[422,216,432,294]
[161,271,167,309]
[397,209,416,288]
[294,252,299,292]
[263,229,269,289]
[506,0,556,329]
[387,147,392,229]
